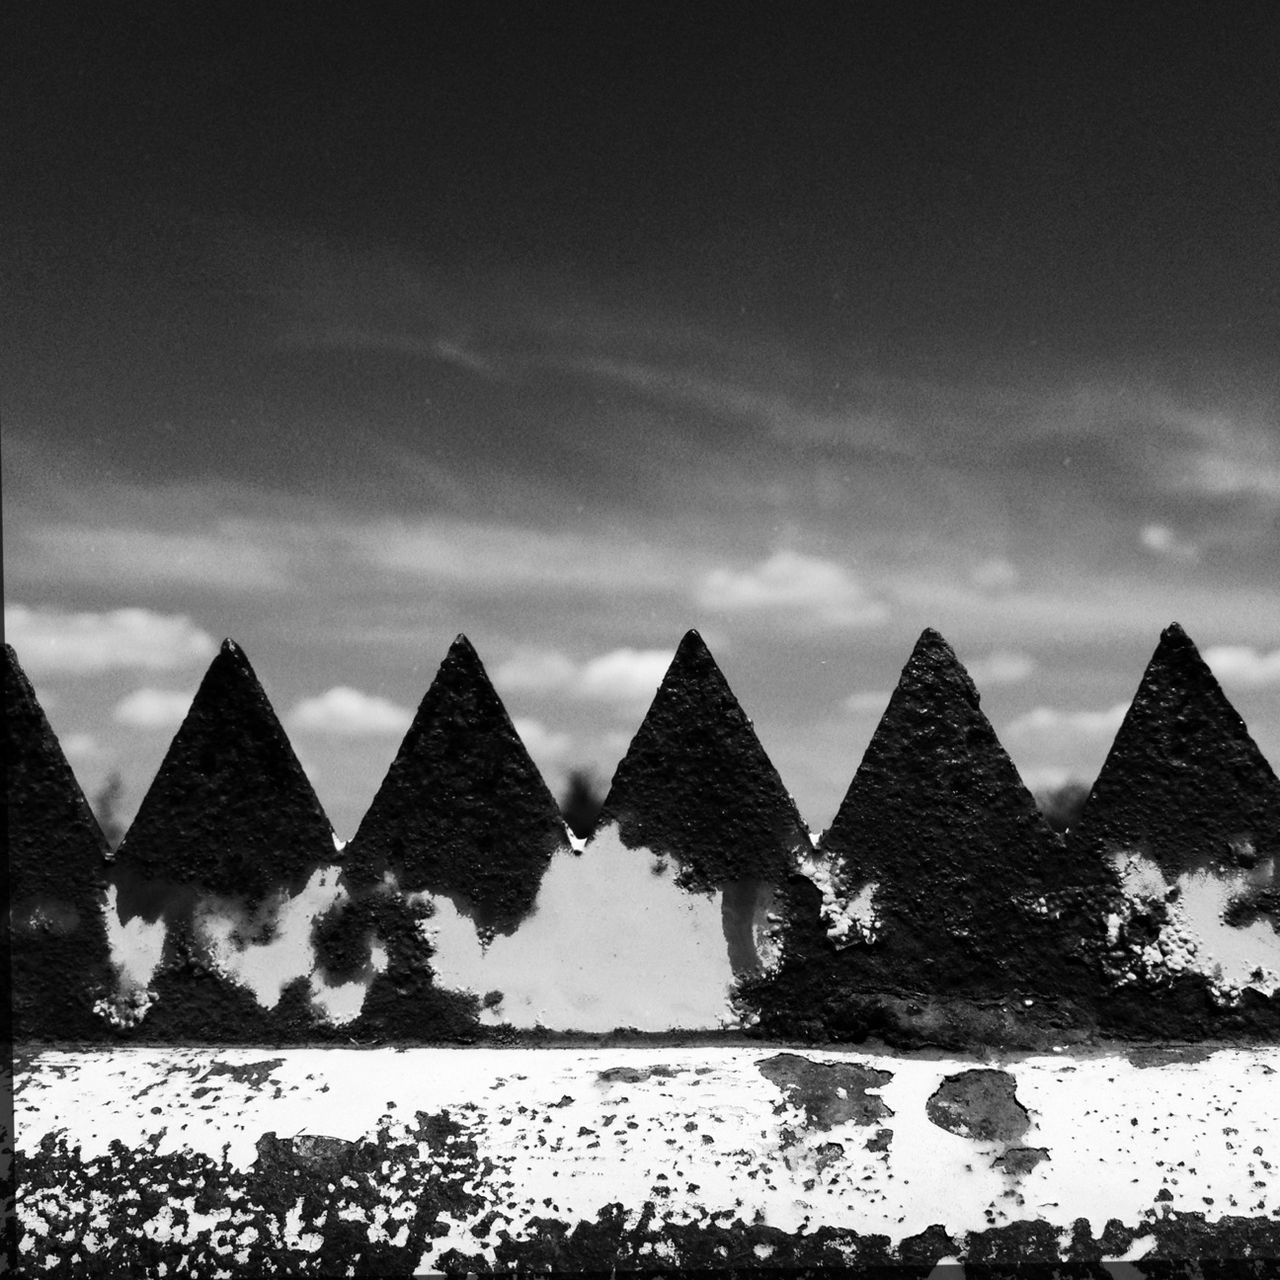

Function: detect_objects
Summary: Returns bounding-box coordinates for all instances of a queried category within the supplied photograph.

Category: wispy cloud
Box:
[288,687,415,737]
[354,520,680,597]
[698,551,888,630]
[1204,645,1280,688]
[113,687,193,730]
[14,523,290,592]
[5,605,216,677]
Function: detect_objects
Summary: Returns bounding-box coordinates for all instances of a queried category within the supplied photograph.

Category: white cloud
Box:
[288,687,414,737]
[966,649,1037,686]
[493,650,579,694]
[845,690,891,714]
[359,520,677,595]
[4,605,217,677]
[1006,702,1131,739]
[114,688,192,730]
[61,732,101,763]
[1017,764,1074,794]
[577,649,672,705]
[1204,645,1280,688]
[512,717,573,766]
[494,647,673,709]
[1140,523,1198,561]
[698,551,888,629]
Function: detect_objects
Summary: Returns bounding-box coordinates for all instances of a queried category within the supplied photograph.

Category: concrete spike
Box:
[113,640,335,917]
[744,630,1106,1045]
[5,643,113,1038]
[1071,622,1280,875]
[596,629,810,890]
[344,634,568,935]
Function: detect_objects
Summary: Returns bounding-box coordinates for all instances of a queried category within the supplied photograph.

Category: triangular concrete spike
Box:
[5,644,113,1037]
[813,627,1099,997]
[1070,622,1280,872]
[114,640,334,916]
[597,631,809,890]
[345,636,568,935]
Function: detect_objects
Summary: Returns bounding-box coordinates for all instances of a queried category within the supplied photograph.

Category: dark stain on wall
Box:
[739,630,1112,1047]
[1071,623,1280,878]
[993,1145,1050,1175]
[925,1068,1030,1142]
[597,630,810,891]
[5,645,113,1040]
[342,635,568,939]
[757,1053,894,1128]
[113,640,335,918]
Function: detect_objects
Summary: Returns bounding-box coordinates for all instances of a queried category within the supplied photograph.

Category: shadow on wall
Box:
[7,623,1280,1047]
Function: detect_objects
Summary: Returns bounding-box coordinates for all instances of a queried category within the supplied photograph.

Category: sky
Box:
[4,3,1279,840]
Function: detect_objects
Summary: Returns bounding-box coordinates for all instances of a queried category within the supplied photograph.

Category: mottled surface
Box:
[597,630,810,891]
[756,1052,893,1128]
[342,635,569,937]
[5,645,113,1039]
[1072,623,1280,878]
[1072,623,1280,1041]
[113,640,335,916]
[743,629,1109,1046]
[13,1046,1280,1272]
[926,1068,1030,1142]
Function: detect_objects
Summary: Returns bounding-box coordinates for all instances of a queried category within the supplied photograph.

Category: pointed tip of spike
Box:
[1160,621,1193,645]
[219,638,241,656]
[675,628,710,656]
[913,627,957,658]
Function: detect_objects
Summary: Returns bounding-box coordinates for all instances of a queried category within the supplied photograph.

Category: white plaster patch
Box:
[194,865,349,1010]
[801,853,881,947]
[97,884,168,1026]
[420,823,737,1031]
[1108,850,1280,1001]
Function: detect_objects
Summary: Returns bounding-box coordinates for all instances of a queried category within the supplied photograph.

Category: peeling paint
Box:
[1107,850,1280,1003]
[14,1045,1280,1271]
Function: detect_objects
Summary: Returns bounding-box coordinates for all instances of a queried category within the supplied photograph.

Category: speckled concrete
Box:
[13,1046,1280,1272]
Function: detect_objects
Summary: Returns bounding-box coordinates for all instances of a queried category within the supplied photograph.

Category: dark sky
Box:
[4,3,1279,836]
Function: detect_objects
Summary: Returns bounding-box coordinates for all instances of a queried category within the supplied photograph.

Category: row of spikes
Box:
[7,623,1279,1043]
[7,623,1279,928]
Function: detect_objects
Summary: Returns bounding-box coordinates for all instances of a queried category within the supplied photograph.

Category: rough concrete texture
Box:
[1072,623,1280,877]
[1072,624,1280,1041]
[5,645,113,1040]
[596,630,811,892]
[13,1046,1280,1273]
[741,629,1111,1047]
[113,640,335,917]
[342,635,569,938]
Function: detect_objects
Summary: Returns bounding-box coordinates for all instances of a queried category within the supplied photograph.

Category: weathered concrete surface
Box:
[342,633,570,937]
[741,630,1110,1048]
[13,1046,1280,1273]
[113,639,336,916]
[1071,623,1280,1041]
[597,629,811,892]
[5,644,113,1040]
